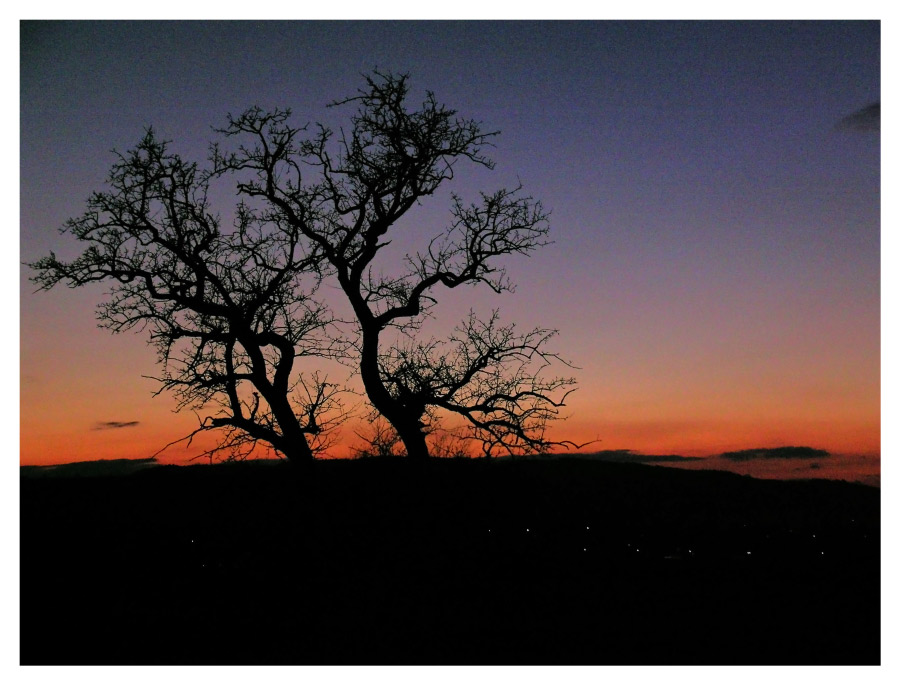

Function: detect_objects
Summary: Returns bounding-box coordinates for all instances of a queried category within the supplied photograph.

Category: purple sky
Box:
[19,21,880,466]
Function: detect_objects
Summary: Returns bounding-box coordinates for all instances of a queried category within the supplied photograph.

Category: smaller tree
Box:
[30,130,345,462]
[350,415,406,459]
[380,310,577,457]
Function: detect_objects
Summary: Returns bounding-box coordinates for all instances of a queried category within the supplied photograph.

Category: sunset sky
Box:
[19,20,881,473]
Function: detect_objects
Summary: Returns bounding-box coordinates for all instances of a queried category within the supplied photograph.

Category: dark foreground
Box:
[21,458,880,665]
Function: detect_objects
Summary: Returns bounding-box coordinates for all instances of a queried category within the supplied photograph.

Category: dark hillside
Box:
[21,458,879,665]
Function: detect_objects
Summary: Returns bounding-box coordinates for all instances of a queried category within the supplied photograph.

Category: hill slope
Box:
[21,458,879,665]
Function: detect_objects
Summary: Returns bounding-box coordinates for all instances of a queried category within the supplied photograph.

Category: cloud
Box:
[719,446,830,461]
[836,102,880,132]
[93,421,140,431]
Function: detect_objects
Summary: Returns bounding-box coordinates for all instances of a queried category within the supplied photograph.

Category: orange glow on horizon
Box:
[20,411,880,469]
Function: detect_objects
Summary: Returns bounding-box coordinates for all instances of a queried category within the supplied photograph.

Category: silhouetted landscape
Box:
[20,21,881,669]
[21,457,879,665]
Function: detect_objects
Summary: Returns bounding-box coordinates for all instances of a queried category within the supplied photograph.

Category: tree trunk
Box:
[394,419,430,460]
[283,438,315,462]
[358,326,432,459]
[261,384,316,462]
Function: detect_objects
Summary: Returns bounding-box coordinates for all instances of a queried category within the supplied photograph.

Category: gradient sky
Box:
[19,21,880,470]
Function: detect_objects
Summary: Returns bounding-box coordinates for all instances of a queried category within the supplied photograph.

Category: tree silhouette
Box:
[213,71,577,458]
[30,131,345,462]
[31,71,577,461]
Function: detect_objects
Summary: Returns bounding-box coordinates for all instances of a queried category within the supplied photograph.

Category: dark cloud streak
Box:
[836,102,880,132]
[93,421,140,431]
[720,447,830,461]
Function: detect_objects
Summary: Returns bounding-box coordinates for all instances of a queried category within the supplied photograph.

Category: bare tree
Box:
[350,415,406,459]
[379,311,577,457]
[30,130,345,462]
[213,71,577,458]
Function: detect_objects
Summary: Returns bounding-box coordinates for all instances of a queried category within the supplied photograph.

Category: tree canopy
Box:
[32,71,579,462]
